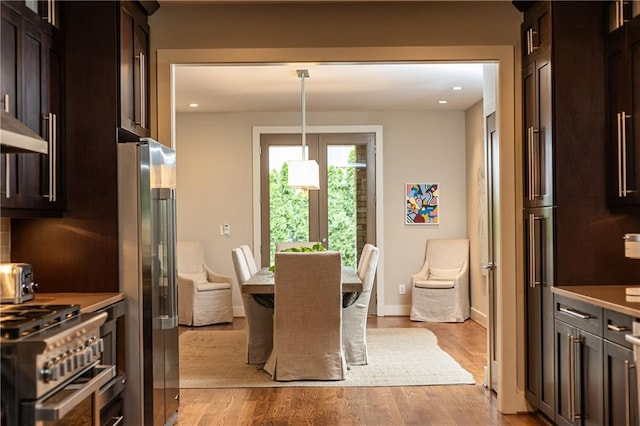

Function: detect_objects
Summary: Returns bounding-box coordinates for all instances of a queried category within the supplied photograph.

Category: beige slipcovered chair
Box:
[410,238,469,322]
[275,241,321,252]
[177,240,233,326]
[231,247,274,364]
[343,243,379,365]
[264,251,346,381]
[410,238,470,323]
[239,244,258,274]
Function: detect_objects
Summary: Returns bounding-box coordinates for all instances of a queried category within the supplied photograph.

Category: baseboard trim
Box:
[470,307,488,328]
[382,304,411,316]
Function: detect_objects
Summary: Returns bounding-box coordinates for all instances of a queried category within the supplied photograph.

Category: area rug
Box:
[179,328,475,388]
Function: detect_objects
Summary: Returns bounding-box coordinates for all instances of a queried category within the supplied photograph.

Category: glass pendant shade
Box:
[288,159,320,190]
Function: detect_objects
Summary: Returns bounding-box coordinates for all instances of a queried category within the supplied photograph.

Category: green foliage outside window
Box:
[269,150,357,267]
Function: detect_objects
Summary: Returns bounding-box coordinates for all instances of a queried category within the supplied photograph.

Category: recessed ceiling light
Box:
[189,103,199,108]
[451,86,463,91]
[438,100,448,104]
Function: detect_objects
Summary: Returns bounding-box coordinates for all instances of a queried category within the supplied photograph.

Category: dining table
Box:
[242,266,363,294]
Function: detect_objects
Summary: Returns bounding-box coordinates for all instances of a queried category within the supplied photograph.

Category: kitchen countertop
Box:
[26,292,125,313]
[552,285,640,318]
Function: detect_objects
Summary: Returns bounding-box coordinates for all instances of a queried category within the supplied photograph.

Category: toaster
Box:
[0,263,37,304]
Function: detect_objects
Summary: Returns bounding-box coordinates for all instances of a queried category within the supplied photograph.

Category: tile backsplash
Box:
[1,218,10,262]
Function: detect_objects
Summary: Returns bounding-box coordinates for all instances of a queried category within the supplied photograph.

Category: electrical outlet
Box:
[399,284,406,295]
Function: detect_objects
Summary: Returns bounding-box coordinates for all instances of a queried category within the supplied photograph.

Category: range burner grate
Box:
[0,304,81,339]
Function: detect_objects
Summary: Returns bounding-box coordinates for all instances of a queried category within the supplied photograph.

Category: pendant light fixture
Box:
[288,69,320,190]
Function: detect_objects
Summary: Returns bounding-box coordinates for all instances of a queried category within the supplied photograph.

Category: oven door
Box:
[21,363,115,426]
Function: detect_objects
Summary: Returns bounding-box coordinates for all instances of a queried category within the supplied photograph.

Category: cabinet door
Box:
[524,207,555,419]
[523,49,553,208]
[555,321,604,426]
[1,5,21,208]
[575,330,603,426]
[0,11,51,213]
[119,1,150,140]
[630,18,640,201]
[604,341,638,426]
[521,1,551,67]
[606,20,640,206]
[37,25,63,210]
[555,320,574,426]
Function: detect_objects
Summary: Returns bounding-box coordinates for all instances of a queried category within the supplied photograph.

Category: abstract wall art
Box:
[405,183,439,225]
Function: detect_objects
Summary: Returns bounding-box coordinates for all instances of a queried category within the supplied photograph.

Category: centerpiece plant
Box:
[269,242,326,272]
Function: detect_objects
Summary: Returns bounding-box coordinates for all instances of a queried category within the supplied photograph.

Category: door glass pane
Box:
[268,146,309,264]
[326,145,360,267]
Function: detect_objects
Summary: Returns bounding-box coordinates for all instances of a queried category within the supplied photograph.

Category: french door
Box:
[260,132,376,307]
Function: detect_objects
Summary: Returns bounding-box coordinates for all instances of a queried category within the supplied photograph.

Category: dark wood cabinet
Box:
[604,341,638,426]
[602,309,638,426]
[10,1,158,294]
[524,207,555,420]
[553,297,639,426]
[520,0,551,68]
[605,16,640,206]
[554,295,604,426]
[119,1,153,140]
[522,47,552,209]
[554,320,603,426]
[0,1,64,216]
[521,2,555,420]
[521,0,553,209]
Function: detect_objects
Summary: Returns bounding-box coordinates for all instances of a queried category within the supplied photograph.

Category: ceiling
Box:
[173,62,486,113]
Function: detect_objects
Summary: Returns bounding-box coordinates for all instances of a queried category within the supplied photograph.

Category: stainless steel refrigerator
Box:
[118,138,179,426]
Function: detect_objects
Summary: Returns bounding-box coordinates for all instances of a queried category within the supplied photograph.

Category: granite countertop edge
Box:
[33,292,126,313]
[552,285,640,318]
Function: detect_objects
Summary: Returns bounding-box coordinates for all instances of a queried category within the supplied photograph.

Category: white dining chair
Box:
[343,243,379,365]
[231,247,274,364]
[239,244,258,275]
[263,251,346,381]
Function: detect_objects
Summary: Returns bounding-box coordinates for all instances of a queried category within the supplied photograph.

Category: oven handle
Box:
[29,364,115,422]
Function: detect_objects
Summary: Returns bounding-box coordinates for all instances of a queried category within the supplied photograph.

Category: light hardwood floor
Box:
[176,317,547,425]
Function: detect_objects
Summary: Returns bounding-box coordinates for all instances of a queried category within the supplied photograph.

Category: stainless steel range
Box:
[0,304,115,426]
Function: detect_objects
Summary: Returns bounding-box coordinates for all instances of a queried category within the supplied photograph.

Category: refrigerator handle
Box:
[166,189,178,324]
[154,187,178,330]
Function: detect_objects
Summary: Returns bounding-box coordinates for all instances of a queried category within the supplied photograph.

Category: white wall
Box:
[176,110,468,315]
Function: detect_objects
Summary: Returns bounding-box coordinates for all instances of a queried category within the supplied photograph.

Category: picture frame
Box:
[405,183,439,225]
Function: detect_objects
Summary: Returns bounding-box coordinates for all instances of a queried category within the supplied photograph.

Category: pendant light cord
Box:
[298,69,309,161]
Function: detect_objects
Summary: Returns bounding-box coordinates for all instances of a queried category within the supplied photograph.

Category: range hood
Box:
[0,111,48,154]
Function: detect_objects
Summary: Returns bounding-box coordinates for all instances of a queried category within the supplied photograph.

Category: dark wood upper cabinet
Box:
[521,1,551,68]
[605,14,640,206]
[0,1,64,217]
[119,1,152,140]
[9,1,158,293]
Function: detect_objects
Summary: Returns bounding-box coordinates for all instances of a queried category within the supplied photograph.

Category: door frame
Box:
[252,125,385,316]
[154,45,523,414]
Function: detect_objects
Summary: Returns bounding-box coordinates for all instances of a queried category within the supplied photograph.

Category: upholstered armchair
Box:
[343,243,379,365]
[410,238,470,323]
[177,240,233,326]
